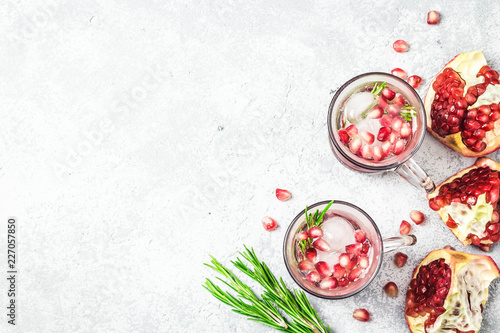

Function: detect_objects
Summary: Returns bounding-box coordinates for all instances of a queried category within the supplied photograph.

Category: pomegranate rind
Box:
[424,50,500,157]
[427,157,500,246]
[405,249,499,333]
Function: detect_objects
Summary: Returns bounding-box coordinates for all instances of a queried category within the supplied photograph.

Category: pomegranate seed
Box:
[391,68,407,80]
[391,117,403,132]
[400,220,411,235]
[393,40,408,53]
[313,238,331,252]
[393,140,405,155]
[345,124,358,136]
[354,230,367,243]
[382,87,396,101]
[333,264,346,279]
[308,226,323,238]
[377,127,392,142]
[380,114,393,127]
[367,106,384,119]
[348,268,362,281]
[361,243,370,254]
[306,271,321,284]
[387,104,400,116]
[339,253,352,268]
[315,261,332,278]
[410,210,425,225]
[346,243,363,255]
[320,277,339,290]
[296,231,309,241]
[305,248,318,263]
[349,137,362,154]
[275,188,291,201]
[393,94,405,107]
[407,75,422,89]
[345,255,358,270]
[480,245,491,252]
[360,131,375,145]
[262,216,277,231]
[353,308,370,322]
[358,255,369,269]
[400,122,411,139]
[470,235,481,246]
[381,141,392,156]
[360,144,373,160]
[427,10,440,25]
[373,146,383,161]
[384,282,399,297]
[394,252,408,268]
[338,277,349,287]
[298,260,315,272]
[388,132,399,144]
[443,245,454,250]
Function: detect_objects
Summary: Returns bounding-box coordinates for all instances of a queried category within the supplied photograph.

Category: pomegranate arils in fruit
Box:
[354,230,367,243]
[308,226,323,238]
[298,260,315,272]
[393,39,408,53]
[345,242,363,255]
[315,261,332,278]
[353,308,370,322]
[358,255,369,269]
[275,188,291,201]
[381,87,396,101]
[377,127,391,142]
[400,220,412,235]
[407,75,422,89]
[391,68,407,80]
[345,124,358,137]
[360,131,375,145]
[305,248,318,263]
[410,210,425,225]
[313,238,331,252]
[297,231,309,241]
[349,137,362,154]
[395,252,408,268]
[367,106,384,119]
[262,216,277,231]
[320,277,339,290]
[333,264,346,279]
[306,271,321,284]
[384,282,399,297]
[427,10,440,25]
[348,268,362,281]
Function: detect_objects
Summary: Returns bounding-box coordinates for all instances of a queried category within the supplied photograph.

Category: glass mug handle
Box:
[395,158,435,193]
[382,234,417,253]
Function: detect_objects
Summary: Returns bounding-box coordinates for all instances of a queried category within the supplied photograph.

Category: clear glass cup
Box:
[327,72,435,193]
[283,200,417,299]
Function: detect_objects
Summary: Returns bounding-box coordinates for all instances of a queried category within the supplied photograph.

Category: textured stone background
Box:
[2,0,500,332]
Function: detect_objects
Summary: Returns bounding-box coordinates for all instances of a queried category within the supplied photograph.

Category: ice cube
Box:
[344,91,375,122]
[321,215,356,253]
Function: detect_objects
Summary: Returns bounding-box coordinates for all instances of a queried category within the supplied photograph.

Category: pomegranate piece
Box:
[296,231,309,241]
[339,253,353,268]
[367,106,384,119]
[400,220,412,235]
[349,137,362,155]
[407,75,422,89]
[262,216,277,231]
[345,242,363,255]
[305,248,318,263]
[354,230,366,243]
[381,87,396,101]
[373,146,383,161]
[338,277,349,287]
[393,139,405,155]
[345,124,358,137]
[427,157,500,247]
[298,260,315,272]
[353,308,370,322]
[377,127,391,142]
[348,268,362,281]
[405,249,499,333]
[313,238,331,252]
[393,94,405,107]
[338,129,350,144]
[308,226,323,238]
[384,282,398,297]
[427,10,440,25]
[275,188,291,201]
[424,51,500,157]
[394,252,408,268]
[391,68,407,80]
[379,114,393,127]
[315,261,332,278]
[410,210,425,225]
[358,255,369,269]
[386,104,400,116]
[320,277,338,290]
[332,264,346,279]
[391,116,403,132]
[400,122,411,139]
[306,271,321,284]
[393,39,408,53]
[359,144,373,160]
[360,131,375,145]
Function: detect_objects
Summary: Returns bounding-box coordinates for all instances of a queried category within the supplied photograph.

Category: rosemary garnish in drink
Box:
[298,201,334,258]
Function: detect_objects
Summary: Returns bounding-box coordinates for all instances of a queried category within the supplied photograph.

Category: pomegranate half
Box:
[427,157,500,249]
[405,249,499,333]
[424,51,500,156]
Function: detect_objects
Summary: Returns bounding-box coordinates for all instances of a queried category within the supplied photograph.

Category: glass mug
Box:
[283,200,416,299]
[327,72,435,193]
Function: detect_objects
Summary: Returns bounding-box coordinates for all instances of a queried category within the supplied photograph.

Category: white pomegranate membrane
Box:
[295,211,373,290]
[337,82,416,162]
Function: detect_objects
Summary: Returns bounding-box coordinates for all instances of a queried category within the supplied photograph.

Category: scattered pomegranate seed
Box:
[427,10,440,25]
[400,123,411,139]
[333,264,346,279]
[348,268,362,281]
[391,68,407,79]
[393,40,408,53]
[315,261,332,278]
[345,124,358,137]
[320,277,339,290]
[306,271,321,284]
[298,260,315,272]
[394,252,408,268]
[393,140,405,155]
[305,248,318,263]
[410,210,425,224]
[400,220,411,235]
[354,230,367,243]
[381,87,396,101]
[367,106,384,119]
[275,188,291,201]
[393,94,405,107]
[360,131,375,145]
[262,216,277,231]
[349,137,362,155]
[443,245,454,251]
[384,282,399,297]
[297,231,309,241]
[313,238,331,252]
[353,308,370,322]
[308,226,323,238]
[338,129,350,144]
[407,75,422,89]
[479,245,492,252]
[358,255,369,269]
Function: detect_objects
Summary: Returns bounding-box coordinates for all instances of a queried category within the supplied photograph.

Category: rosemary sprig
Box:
[204,247,332,333]
[298,201,334,258]
[371,81,386,96]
